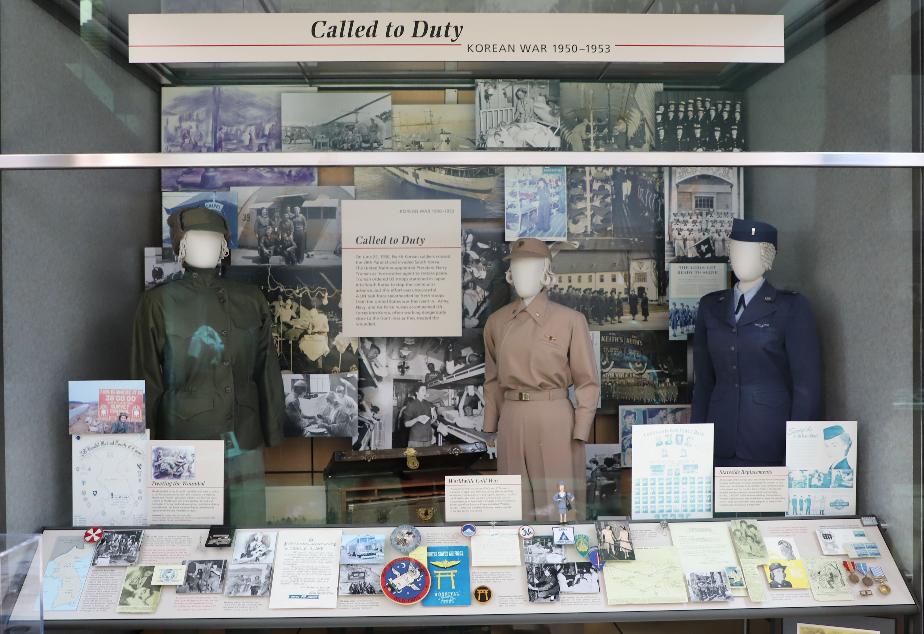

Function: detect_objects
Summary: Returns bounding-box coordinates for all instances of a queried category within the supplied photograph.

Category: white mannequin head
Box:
[729,239,777,285]
[178,229,228,269]
[506,256,554,303]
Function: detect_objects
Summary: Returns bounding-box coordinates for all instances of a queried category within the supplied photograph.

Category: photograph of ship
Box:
[282,92,391,151]
[231,186,355,267]
[392,104,475,151]
[560,82,662,152]
[161,167,317,192]
[354,167,503,220]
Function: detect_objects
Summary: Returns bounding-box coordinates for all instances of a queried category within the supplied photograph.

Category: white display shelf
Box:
[0,151,922,170]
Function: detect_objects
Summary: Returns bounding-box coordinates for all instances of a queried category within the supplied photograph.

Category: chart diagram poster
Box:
[631,424,714,520]
[342,199,461,337]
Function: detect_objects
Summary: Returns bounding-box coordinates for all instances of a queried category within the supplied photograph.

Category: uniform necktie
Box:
[736,294,746,317]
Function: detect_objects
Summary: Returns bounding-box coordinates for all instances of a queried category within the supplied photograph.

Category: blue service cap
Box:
[823,425,846,440]
[730,218,778,249]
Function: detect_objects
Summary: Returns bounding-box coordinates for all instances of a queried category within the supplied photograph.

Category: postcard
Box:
[764,559,810,589]
[224,563,274,597]
[787,421,858,517]
[805,558,853,601]
[729,519,769,562]
[151,564,186,586]
[338,564,384,595]
[815,527,870,556]
[470,529,521,567]
[116,566,162,613]
[595,520,635,561]
[686,570,733,601]
[176,560,227,594]
[340,534,385,565]
[68,380,145,434]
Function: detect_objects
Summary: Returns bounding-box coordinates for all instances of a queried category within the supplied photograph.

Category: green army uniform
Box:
[131,206,285,525]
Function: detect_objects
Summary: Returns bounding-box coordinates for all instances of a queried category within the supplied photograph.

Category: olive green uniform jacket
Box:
[131,267,285,450]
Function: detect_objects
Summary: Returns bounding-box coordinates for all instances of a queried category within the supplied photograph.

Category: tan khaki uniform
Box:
[483,290,600,521]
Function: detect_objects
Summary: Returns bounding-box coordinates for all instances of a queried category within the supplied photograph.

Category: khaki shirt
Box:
[483,290,600,441]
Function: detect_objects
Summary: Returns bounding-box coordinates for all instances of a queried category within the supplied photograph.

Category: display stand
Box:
[18,517,917,629]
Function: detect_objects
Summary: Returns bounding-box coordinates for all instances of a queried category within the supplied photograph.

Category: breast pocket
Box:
[231,313,262,370]
[750,324,783,351]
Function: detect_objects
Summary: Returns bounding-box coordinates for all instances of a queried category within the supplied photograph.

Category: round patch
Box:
[588,547,606,571]
[473,585,493,603]
[518,525,535,540]
[84,527,103,544]
[574,534,591,557]
[461,523,477,538]
[390,525,422,554]
[381,557,431,604]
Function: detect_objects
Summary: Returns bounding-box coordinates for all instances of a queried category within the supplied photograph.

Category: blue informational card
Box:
[422,545,471,607]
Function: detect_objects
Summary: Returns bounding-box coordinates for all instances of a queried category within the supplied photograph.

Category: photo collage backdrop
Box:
[156,84,743,502]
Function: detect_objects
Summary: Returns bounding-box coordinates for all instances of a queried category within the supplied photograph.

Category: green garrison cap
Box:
[167,206,230,253]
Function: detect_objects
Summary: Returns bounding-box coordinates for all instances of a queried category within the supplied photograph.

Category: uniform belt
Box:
[504,389,568,402]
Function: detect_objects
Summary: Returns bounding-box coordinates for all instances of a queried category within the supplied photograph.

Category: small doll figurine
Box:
[552,480,575,523]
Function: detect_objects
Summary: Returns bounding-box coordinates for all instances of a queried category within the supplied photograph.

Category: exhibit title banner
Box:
[128,13,784,64]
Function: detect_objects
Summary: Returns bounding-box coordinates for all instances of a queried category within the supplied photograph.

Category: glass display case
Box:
[0,0,921,631]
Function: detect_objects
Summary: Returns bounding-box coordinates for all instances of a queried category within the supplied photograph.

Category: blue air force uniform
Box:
[692,220,822,466]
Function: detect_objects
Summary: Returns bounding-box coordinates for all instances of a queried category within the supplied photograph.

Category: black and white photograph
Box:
[283,373,358,439]
[618,405,692,466]
[523,536,566,565]
[392,104,475,151]
[282,92,391,151]
[476,79,561,149]
[550,250,666,331]
[340,534,385,565]
[565,167,663,251]
[664,167,743,267]
[92,530,144,567]
[585,444,622,520]
[386,331,493,450]
[462,221,511,329]
[338,564,385,596]
[654,91,745,152]
[556,562,601,594]
[225,265,347,374]
[116,566,162,613]
[600,331,691,409]
[232,185,355,267]
[354,167,504,220]
[560,82,662,152]
[176,560,227,594]
[224,563,273,597]
[143,247,181,289]
[526,564,561,603]
[161,167,317,192]
[356,381,394,451]
[231,530,278,565]
[686,570,733,601]
[505,166,568,241]
[151,445,196,480]
[729,519,769,560]
[595,520,635,561]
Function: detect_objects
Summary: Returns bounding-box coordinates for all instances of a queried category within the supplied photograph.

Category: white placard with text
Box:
[714,466,789,514]
[445,475,522,522]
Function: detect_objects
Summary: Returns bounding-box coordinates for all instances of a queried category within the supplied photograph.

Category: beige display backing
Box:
[27,518,913,622]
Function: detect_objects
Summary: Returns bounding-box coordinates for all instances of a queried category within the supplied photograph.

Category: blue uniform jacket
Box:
[692,281,822,465]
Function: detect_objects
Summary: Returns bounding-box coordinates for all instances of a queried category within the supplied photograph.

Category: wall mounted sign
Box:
[129,13,784,64]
